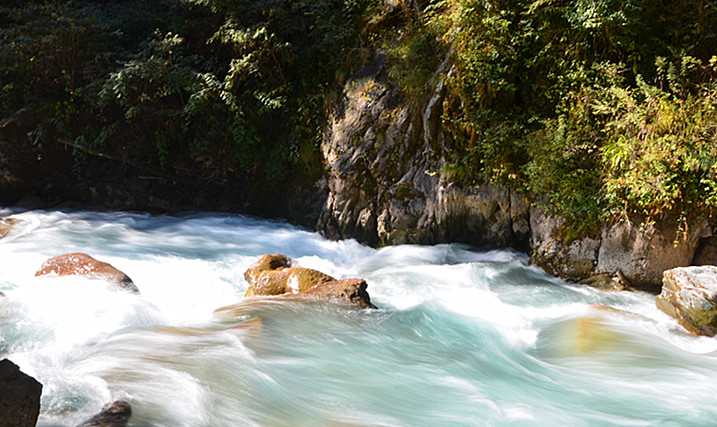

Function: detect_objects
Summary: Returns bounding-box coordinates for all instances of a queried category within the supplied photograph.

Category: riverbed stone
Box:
[297,278,377,309]
[580,274,627,292]
[244,253,291,285]
[35,252,139,293]
[77,400,132,427]
[0,359,42,427]
[252,267,336,296]
[656,266,717,336]
[0,218,18,238]
[244,253,337,296]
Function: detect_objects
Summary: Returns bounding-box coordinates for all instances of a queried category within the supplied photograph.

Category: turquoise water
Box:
[1,209,717,426]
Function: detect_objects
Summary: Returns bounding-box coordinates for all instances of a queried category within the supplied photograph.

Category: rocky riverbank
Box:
[314,51,715,292]
[1,56,714,293]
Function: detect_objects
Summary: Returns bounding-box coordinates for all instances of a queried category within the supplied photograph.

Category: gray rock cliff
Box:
[317,51,710,290]
[317,53,530,249]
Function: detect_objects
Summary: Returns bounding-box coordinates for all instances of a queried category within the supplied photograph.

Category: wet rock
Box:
[230,254,378,310]
[244,254,335,296]
[0,358,43,427]
[656,266,717,336]
[0,217,19,238]
[244,253,291,285]
[76,400,132,427]
[580,274,627,292]
[252,267,336,296]
[35,253,139,293]
[530,210,707,291]
[297,278,377,309]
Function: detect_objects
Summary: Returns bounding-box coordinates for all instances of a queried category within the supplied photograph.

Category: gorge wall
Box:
[316,52,714,292]
[0,52,713,293]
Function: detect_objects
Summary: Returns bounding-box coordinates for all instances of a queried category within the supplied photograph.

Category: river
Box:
[1,209,716,426]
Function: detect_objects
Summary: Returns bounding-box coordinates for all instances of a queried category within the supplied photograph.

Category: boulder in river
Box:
[76,400,132,427]
[0,217,18,238]
[244,253,291,285]
[252,267,336,296]
[35,252,139,293]
[244,253,335,296]
[0,358,42,427]
[656,266,717,336]
[241,253,377,308]
[297,278,377,309]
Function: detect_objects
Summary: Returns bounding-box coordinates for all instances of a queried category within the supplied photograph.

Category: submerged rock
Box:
[0,359,43,427]
[656,266,717,336]
[76,400,132,427]
[35,253,139,293]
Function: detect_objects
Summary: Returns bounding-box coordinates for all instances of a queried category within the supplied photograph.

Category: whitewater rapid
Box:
[1,209,717,426]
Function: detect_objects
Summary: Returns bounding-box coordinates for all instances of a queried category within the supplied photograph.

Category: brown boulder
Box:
[239,253,378,308]
[656,266,717,336]
[244,253,291,285]
[0,218,18,238]
[252,267,336,296]
[214,279,377,320]
[0,359,43,427]
[77,400,132,427]
[244,254,335,296]
[298,278,377,309]
[35,253,139,293]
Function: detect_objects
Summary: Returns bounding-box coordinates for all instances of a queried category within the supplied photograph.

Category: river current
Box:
[1,209,717,426]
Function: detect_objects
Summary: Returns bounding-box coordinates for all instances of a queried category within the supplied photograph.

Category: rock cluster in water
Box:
[243,253,377,308]
[0,359,42,427]
[35,252,139,293]
[5,251,374,423]
[656,266,717,336]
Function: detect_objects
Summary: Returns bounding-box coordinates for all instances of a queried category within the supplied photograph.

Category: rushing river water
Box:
[1,209,717,426]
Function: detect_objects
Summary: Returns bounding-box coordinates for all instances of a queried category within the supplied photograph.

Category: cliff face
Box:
[317,53,530,249]
[317,52,712,292]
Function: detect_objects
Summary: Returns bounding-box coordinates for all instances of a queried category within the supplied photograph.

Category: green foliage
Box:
[0,0,374,192]
[408,0,717,234]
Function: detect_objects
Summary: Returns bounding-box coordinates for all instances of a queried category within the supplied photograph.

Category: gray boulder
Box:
[656,266,717,336]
